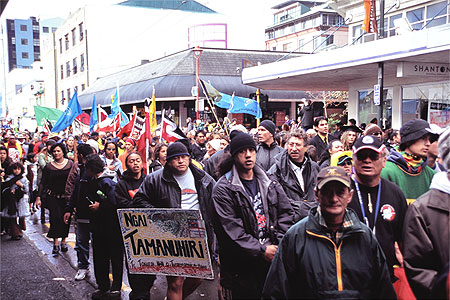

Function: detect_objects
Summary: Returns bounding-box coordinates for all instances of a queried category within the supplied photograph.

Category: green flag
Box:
[199,79,222,103]
[34,106,63,126]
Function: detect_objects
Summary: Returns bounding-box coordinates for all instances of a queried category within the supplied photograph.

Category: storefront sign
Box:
[117,208,213,279]
[397,62,450,77]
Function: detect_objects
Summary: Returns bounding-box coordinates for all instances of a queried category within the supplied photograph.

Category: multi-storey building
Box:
[265,0,348,53]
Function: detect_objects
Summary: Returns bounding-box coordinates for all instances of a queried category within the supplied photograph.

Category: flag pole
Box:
[199,80,228,135]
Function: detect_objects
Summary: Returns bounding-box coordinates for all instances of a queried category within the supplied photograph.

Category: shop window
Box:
[358,88,393,128]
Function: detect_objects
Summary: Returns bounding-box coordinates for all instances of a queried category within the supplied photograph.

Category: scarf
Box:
[400,150,424,173]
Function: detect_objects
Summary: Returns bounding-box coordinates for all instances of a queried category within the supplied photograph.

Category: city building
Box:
[242,0,450,129]
[265,0,348,53]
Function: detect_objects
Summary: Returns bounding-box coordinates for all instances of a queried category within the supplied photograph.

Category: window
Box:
[65,34,69,50]
[426,1,447,27]
[60,65,64,79]
[52,27,57,33]
[66,61,70,77]
[67,88,71,100]
[352,25,363,44]
[389,13,402,36]
[325,34,334,46]
[81,84,86,91]
[43,26,49,33]
[80,54,85,71]
[59,38,63,54]
[34,53,40,61]
[283,42,292,51]
[79,22,84,40]
[32,25,39,31]
[21,38,28,45]
[74,86,78,93]
[22,52,29,59]
[407,7,424,30]
[299,39,305,51]
[20,24,27,31]
[33,39,40,46]
[61,90,64,104]
[73,57,77,74]
[72,28,76,46]
[11,37,16,44]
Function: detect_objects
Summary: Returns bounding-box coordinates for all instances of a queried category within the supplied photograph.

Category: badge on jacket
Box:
[380,204,396,221]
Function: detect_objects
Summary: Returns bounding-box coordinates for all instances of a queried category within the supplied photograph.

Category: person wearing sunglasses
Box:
[330,150,353,175]
[381,119,438,204]
[348,135,408,289]
[364,124,384,142]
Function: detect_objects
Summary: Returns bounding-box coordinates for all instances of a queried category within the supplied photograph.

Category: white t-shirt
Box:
[173,168,199,210]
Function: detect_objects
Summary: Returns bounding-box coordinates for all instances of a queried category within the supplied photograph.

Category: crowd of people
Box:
[0,115,448,300]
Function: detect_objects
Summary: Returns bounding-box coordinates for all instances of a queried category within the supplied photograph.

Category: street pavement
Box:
[1,209,219,300]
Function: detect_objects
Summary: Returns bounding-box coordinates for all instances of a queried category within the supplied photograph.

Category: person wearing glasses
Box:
[364,124,384,141]
[100,141,122,182]
[348,136,408,288]
[330,150,353,175]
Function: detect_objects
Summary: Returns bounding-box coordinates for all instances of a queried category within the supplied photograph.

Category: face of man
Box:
[316,120,328,135]
[196,133,206,146]
[258,126,273,145]
[159,146,167,161]
[81,135,88,143]
[234,148,256,172]
[330,141,344,155]
[125,141,135,152]
[167,155,190,175]
[353,149,385,179]
[126,153,143,174]
[316,181,353,219]
[287,136,308,163]
[428,140,439,159]
[407,134,432,157]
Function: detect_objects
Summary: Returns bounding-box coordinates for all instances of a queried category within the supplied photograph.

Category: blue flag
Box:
[110,89,119,118]
[51,90,82,132]
[120,108,129,128]
[215,93,262,119]
[89,95,98,132]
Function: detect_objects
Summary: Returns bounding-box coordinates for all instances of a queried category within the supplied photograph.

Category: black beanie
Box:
[166,142,190,160]
[259,120,276,136]
[230,132,256,156]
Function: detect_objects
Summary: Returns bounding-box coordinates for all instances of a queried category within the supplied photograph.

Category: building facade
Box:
[265,0,348,53]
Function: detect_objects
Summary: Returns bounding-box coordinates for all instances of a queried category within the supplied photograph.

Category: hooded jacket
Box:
[268,149,319,222]
[256,141,284,171]
[115,169,145,208]
[262,208,396,299]
[402,171,450,299]
[212,164,293,290]
[381,149,435,203]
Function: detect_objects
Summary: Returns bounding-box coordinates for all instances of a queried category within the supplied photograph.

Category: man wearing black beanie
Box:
[132,141,216,300]
[257,120,284,171]
[212,132,293,299]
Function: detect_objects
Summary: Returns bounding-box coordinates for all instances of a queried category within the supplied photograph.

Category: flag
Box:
[51,90,82,133]
[98,106,108,122]
[43,119,53,134]
[138,98,152,173]
[33,106,63,126]
[110,89,119,117]
[362,0,377,33]
[117,111,137,138]
[215,93,262,119]
[150,87,157,132]
[199,79,222,103]
[96,113,120,133]
[73,118,90,135]
[161,109,187,143]
[89,95,98,132]
[120,108,129,128]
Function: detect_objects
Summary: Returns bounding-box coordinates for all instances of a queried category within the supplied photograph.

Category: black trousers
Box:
[92,231,124,291]
[125,261,156,300]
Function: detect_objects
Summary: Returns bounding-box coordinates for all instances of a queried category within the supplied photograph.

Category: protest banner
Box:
[117,208,214,279]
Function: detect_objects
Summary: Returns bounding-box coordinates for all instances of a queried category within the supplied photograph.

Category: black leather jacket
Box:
[256,141,284,171]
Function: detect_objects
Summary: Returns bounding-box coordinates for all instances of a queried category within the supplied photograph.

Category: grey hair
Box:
[438,127,450,170]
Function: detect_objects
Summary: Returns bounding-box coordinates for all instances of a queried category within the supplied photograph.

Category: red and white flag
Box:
[138,98,152,173]
[96,113,120,133]
[98,106,108,122]
[161,109,187,143]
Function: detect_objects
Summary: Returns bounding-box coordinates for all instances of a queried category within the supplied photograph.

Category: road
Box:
[1,209,219,300]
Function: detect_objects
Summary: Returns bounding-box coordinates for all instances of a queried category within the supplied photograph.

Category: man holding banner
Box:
[132,141,216,300]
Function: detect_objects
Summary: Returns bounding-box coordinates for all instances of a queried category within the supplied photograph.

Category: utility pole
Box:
[377,0,385,127]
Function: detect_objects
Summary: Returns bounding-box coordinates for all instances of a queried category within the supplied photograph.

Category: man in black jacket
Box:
[212,132,293,299]
[133,142,216,300]
[256,120,283,171]
[299,100,314,130]
[309,116,337,161]
[190,130,207,161]
[263,166,396,299]
[268,130,320,222]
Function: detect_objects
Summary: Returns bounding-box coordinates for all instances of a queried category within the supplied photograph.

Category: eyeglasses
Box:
[356,151,379,161]
[373,132,383,136]
[338,159,353,166]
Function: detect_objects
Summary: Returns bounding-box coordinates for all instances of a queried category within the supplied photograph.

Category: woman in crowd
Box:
[65,135,76,160]
[115,152,156,300]
[36,143,74,255]
[37,139,55,223]
[148,142,167,173]
[100,141,122,182]
[330,150,353,175]
[118,138,136,170]
[341,126,360,151]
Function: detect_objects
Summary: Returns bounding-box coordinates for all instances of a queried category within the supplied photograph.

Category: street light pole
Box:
[193,46,203,121]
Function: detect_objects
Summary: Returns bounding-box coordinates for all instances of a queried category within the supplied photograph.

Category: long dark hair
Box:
[215,152,234,179]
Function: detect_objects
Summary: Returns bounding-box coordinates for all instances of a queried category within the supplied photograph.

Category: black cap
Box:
[316,166,351,190]
[259,120,276,136]
[166,142,190,160]
[353,135,386,153]
[400,119,435,146]
[230,132,256,156]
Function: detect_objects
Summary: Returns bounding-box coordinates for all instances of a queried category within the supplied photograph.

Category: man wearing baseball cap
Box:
[263,166,395,299]
[132,141,216,300]
[212,132,293,299]
[381,119,437,204]
[348,135,408,284]
[256,119,284,171]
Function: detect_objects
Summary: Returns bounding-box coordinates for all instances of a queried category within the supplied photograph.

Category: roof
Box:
[118,0,217,13]
[78,47,308,109]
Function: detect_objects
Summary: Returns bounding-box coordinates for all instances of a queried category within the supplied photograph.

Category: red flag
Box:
[96,113,120,133]
[161,110,187,143]
[117,111,137,138]
[98,106,108,122]
[137,98,152,172]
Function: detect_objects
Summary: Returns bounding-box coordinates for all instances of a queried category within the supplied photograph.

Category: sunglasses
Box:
[356,151,379,161]
[373,132,383,136]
